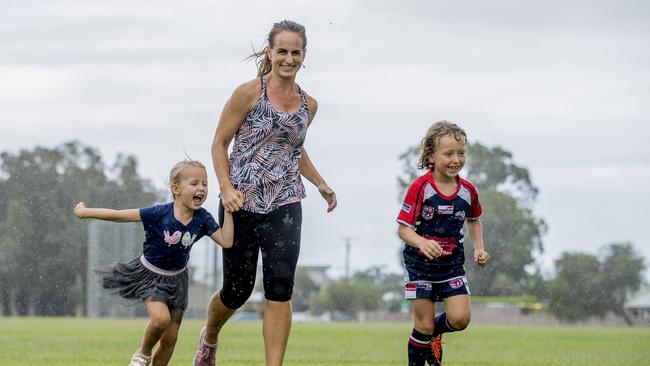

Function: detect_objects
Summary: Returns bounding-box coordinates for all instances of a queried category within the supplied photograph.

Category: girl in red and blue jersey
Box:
[397,121,490,366]
[74,159,233,366]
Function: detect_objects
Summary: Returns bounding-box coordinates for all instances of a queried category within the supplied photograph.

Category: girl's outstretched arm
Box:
[74,202,141,222]
[209,210,233,248]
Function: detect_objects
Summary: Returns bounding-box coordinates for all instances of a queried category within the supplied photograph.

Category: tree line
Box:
[0,141,161,315]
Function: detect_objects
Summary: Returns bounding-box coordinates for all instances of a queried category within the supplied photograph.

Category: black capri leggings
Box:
[219,202,302,309]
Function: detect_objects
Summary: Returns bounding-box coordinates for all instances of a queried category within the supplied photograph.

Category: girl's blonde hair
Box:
[247,20,307,77]
[418,121,468,170]
[168,159,206,199]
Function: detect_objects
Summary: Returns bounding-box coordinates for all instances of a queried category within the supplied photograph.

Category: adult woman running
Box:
[193,20,337,366]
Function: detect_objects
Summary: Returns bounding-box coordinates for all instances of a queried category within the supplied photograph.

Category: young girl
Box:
[74,159,233,366]
[397,121,490,366]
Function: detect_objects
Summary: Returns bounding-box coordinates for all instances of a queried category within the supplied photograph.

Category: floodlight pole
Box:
[343,236,355,279]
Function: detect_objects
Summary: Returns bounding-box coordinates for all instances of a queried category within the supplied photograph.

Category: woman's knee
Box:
[220,286,254,309]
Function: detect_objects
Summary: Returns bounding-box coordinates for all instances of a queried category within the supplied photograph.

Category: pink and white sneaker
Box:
[193,327,218,366]
[128,350,151,366]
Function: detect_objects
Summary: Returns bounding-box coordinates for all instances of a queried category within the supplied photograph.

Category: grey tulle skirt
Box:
[93,256,189,309]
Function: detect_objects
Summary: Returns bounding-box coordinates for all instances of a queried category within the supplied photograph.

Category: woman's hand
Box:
[221,186,244,212]
[317,182,337,212]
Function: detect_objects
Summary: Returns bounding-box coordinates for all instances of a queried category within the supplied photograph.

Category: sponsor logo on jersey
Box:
[422,205,435,220]
[437,205,454,214]
[454,211,466,221]
[401,203,412,213]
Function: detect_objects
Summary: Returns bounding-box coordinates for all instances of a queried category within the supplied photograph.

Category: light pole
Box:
[342,236,356,279]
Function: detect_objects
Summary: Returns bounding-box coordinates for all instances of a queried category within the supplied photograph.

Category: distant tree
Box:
[292,268,321,312]
[547,252,609,322]
[350,265,403,312]
[601,242,645,325]
[546,242,645,325]
[0,141,162,316]
[310,275,382,320]
[397,142,546,295]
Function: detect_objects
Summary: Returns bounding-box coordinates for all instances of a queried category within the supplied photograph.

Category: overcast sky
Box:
[2,0,649,279]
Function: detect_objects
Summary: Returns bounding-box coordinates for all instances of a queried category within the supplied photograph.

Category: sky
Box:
[2,0,649,280]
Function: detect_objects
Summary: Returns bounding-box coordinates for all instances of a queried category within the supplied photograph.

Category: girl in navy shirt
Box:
[74,159,233,366]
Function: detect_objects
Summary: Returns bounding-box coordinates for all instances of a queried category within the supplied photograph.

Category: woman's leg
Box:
[203,291,237,343]
[263,300,292,366]
[260,202,302,366]
[151,307,183,366]
[194,210,260,366]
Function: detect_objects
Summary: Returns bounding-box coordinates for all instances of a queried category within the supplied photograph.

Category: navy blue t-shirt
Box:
[139,202,220,271]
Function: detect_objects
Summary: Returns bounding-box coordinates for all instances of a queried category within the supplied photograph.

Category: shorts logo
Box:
[401,203,412,213]
[422,205,435,220]
[449,278,464,289]
[405,283,417,298]
[454,211,466,221]
[438,205,454,215]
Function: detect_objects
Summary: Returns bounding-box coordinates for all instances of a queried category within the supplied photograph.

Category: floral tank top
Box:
[229,76,308,214]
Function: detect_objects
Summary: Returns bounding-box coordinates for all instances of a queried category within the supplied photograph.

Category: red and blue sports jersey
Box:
[140,202,220,271]
[397,172,482,282]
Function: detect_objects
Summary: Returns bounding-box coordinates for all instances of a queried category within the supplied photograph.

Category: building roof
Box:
[625,287,650,309]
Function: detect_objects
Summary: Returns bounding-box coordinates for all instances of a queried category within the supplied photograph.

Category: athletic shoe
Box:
[193,327,217,366]
[428,334,443,366]
[128,350,151,366]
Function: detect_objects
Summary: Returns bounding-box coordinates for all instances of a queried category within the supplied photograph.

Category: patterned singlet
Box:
[229,76,309,214]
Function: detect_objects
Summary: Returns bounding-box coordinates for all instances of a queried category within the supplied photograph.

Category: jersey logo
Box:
[182,231,197,247]
[163,230,182,246]
[401,203,412,213]
[422,205,435,220]
[437,205,454,215]
[454,211,466,221]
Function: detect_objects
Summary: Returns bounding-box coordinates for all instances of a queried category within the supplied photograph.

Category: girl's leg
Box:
[436,294,471,335]
[140,301,172,356]
[151,307,183,366]
[263,300,292,366]
[408,299,435,366]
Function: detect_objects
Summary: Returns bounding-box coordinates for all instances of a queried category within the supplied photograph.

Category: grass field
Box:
[1,317,649,365]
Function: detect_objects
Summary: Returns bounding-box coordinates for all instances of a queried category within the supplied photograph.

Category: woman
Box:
[193,20,336,366]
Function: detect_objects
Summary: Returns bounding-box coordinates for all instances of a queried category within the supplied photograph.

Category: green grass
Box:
[1,317,649,365]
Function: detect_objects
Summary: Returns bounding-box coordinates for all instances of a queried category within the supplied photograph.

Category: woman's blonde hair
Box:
[247,20,307,77]
[418,121,468,170]
[168,159,206,199]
